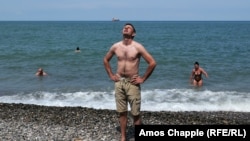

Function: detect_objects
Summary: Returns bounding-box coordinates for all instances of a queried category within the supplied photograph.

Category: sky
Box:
[0,0,249,21]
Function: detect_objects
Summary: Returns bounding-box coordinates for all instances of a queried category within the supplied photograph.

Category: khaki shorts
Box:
[114,77,141,116]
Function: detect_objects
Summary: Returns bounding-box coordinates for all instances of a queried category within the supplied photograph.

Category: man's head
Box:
[123,23,136,39]
[124,23,136,33]
[38,68,43,72]
[37,68,44,75]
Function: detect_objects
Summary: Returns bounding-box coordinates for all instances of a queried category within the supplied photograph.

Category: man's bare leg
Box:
[119,112,127,141]
[134,115,141,125]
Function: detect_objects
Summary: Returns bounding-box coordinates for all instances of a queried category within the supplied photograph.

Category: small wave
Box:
[0,89,249,112]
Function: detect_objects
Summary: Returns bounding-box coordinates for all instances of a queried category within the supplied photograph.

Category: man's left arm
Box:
[137,46,157,84]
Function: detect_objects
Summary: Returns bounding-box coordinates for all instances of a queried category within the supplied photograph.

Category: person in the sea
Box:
[190,61,208,86]
[35,68,47,76]
[75,47,81,53]
[103,23,157,141]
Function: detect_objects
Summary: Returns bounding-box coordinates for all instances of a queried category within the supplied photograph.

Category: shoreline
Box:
[0,103,249,141]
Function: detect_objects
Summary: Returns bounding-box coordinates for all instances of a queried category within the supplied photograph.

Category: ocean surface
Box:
[0,21,249,112]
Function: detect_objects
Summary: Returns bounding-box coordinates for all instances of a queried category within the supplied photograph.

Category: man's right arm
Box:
[103,46,118,81]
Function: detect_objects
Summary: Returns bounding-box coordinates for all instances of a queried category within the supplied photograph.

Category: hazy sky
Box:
[1,0,249,21]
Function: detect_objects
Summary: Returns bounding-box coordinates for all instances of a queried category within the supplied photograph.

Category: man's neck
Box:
[123,34,133,45]
[123,39,133,45]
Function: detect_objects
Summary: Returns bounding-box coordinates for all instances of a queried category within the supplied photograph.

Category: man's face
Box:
[122,25,135,35]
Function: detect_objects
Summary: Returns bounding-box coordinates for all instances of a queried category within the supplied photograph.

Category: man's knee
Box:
[119,111,127,117]
[134,115,140,120]
[133,115,141,125]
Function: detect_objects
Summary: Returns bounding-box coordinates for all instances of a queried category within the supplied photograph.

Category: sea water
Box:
[0,21,249,112]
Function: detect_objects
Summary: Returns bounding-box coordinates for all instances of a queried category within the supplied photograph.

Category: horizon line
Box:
[0,20,250,22]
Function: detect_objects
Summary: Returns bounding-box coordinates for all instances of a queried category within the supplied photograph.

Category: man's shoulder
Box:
[131,40,144,48]
[131,41,147,52]
[132,40,142,45]
[111,41,122,47]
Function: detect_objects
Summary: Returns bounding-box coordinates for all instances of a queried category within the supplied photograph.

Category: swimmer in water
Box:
[190,62,208,86]
[35,68,47,76]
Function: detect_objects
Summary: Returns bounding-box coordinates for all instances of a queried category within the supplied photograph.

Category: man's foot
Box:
[121,136,126,141]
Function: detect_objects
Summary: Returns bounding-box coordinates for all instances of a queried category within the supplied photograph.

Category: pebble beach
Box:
[0,103,249,141]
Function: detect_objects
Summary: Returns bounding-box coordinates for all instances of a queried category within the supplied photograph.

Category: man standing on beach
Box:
[103,23,156,141]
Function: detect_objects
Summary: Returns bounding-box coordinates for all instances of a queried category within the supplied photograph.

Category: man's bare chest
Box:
[116,47,139,60]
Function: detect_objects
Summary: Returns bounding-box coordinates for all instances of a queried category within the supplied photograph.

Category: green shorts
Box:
[114,77,141,116]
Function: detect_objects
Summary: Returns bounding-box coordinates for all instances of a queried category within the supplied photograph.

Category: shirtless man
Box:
[103,23,156,141]
[190,62,208,86]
